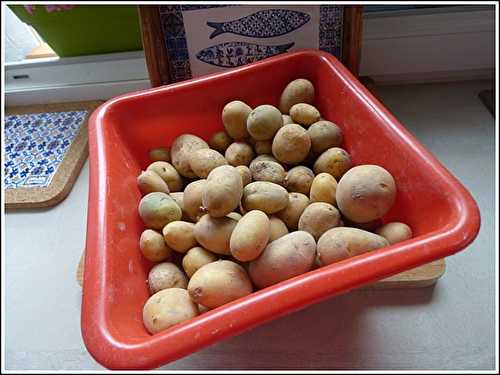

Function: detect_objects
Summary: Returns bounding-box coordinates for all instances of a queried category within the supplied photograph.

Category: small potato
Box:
[249,231,316,289]
[249,160,286,185]
[183,179,207,222]
[208,131,233,153]
[225,142,255,166]
[193,215,238,255]
[307,121,343,154]
[284,166,314,195]
[149,147,170,162]
[298,202,341,240]
[139,192,182,230]
[188,260,253,308]
[336,165,396,223]
[242,181,289,214]
[171,134,209,178]
[272,124,311,165]
[222,100,252,140]
[313,147,352,180]
[148,262,188,294]
[182,246,218,278]
[227,212,242,221]
[235,165,252,187]
[162,221,197,253]
[290,103,321,127]
[251,154,280,165]
[310,173,338,205]
[202,165,243,217]
[247,104,283,141]
[279,78,315,114]
[317,227,389,266]
[254,140,273,155]
[269,216,289,241]
[376,222,412,244]
[282,114,294,125]
[147,161,183,192]
[277,192,310,230]
[137,170,170,195]
[143,288,198,334]
[230,210,270,261]
[170,192,189,221]
[140,229,172,262]
[189,148,227,179]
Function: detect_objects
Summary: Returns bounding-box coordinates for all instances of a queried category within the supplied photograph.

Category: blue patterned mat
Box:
[4,111,88,189]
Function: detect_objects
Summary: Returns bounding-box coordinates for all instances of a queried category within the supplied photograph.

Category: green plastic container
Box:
[9,5,143,57]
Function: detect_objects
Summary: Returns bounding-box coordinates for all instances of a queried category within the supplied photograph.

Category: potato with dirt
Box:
[170,134,209,178]
[313,147,352,180]
[284,166,315,195]
[139,229,172,262]
[143,288,198,334]
[316,227,389,266]
[279,78,315,114]
[336,165,396,223]
[307,121,343,154]
[249,160,286,185]
[137,170,170,195]
[189,148,227,178]
[202,165,243,217]
[139,192,182,230]
[187,260,253,308]
[148,262,188,294]
[272,124,311,165]
[246,104,283,140]
[146,161,183,192]
[225,141,255,166]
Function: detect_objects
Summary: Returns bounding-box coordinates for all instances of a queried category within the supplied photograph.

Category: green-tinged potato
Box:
[336,165,396,223]
[148,262,188,294]
[282,114,293,125]
[307,121,343,154]
[272,124,311,165]
[149,147,170,162]
[139,229,172,262]
[298,202,341,240]
[277,192,310,230]
[193,214,238,255]
[376,222,412,244]
[247,104,283,141]
[143,288,198,334]
[162,221,197,253]
[188,260,253,308]
[208,131,233,153]
[169,192,189,221]
[317,227,389,266]
[202,165,243,217]
[235,165,252,187]
[189,148,227,179]
[227,212,242,221]
[139,192,182,230]
[137,170,170,195]
[222,100,252,140]
[171,134,209,178]
[313,147,352,180]
[241,181,289,214]
[249,160,286,185]
[249,231,316,289]
[183,179,207,222]
[269,216,289,241]
[230,210,270,261]
[289,103,321,127]
[279,78,315,114]
[254,140,273,155]
[225,142,255,166]
[182,246,218,278]
[284,166,314,195]
[146,161,183,192]
[310,173,338,205]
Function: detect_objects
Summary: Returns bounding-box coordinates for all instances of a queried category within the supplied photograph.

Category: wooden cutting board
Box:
[76,251,445,289]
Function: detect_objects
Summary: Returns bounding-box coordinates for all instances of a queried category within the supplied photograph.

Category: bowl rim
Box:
[81,49,481,369]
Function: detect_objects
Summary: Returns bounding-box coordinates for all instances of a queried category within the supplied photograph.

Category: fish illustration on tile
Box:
[196,41,294,68]
[207,9,311,39]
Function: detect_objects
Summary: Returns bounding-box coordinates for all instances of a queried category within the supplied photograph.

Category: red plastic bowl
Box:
[82,50,480,369]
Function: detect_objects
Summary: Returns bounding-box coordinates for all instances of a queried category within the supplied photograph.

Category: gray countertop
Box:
[5,80,496,370]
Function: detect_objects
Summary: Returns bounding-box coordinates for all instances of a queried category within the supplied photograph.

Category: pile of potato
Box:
[137,78,413,335]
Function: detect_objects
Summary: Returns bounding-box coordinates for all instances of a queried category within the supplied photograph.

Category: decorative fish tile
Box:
[206,9,311,39]
[4,111,88,189]
[196,41,294,68]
